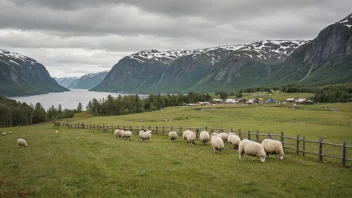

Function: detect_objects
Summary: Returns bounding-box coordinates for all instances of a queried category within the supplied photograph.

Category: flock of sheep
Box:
[114,129,285,162]
[2,131,28,147]
[3,128,284,162]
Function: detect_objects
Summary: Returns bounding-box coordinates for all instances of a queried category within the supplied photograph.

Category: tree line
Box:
[0,97,81,128]
[86,92,212,116]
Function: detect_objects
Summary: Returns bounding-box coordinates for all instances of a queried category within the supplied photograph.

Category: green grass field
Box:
[1,103,352,197]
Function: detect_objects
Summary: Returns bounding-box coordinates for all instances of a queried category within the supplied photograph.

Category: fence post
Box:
[281,132,284,150]
[342,141,346,167]
[196,128,199,137]
[248,130,251,140]
[268,133,272,139]
[156,126,158,134]
[142,126,144,130]
[256,130,259,142]
[296,134,300,155]
[130,126,132,133]
[319,136,323,162]
[137,126,139,134]
[302,136,305,157]
[211,128,214,133]
[219,127,222,133]
[117,125,119,129]
[231,127,233,132]
[239,129,241,139]
[171,126,173,131]
[123,126,126,131]
[180,126,182,133]
[149,126,151,130]
[206,126,208,131]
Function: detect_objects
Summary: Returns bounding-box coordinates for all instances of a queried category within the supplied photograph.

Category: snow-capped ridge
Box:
[335,13,352,28]
[0,49,38,64]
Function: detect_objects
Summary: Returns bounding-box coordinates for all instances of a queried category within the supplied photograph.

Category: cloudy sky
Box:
[0,0,351,77]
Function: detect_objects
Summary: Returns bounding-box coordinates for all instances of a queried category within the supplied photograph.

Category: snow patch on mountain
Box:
[0,49,38,65]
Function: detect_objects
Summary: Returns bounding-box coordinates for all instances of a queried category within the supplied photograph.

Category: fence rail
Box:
[54,121,351,167]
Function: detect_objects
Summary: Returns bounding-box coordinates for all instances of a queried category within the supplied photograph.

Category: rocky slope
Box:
[269,13,352,85]
[69,71,108,89]
[54,77,79,88]
[0,49,68,97]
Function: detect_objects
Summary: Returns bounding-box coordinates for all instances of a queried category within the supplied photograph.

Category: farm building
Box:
[286,98,295,103]
[238,98,247,104]
[247,99,255,104]
[225,99,237,103]
[213,99,223,104]
[255,98,264,103]
[295,99,306,103]
[198,102,211,105]
[267,98,275,103]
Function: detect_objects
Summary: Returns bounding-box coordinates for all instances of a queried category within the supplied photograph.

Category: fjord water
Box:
[10,89,143,110]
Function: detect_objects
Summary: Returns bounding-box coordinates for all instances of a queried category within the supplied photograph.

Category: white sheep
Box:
[228,132,235,135]
[168,131,178,142]
[182,130,192,141]
[261,139,285,160]
[9,131,12,134]
[139,130,145,139]
[211,132,218,137]
[114,129,122,138]
[199,131,210,145]
[219,132,228,143]
[114,129,123,137]
[140,130,152,142]
[121,131,132,140]
[228,134,241,150]
[17,139,28,147]
[186,131,196,146]
[2,132,6,135]
[238,140,266,162]
[211,134,224,153]
[55,131,58,133]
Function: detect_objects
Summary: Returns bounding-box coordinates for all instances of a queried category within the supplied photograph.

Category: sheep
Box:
[199,131,210,145]
[9,131,12,134]
[186,131,196,146]
[219,133,229,143]
[238,140,266,162]
[228,134,241,150]
[114,129,123,138]
[55,131,58,133]
[168,131,178,142]
[182,130,192,141]
[211,132,218,137]
[211,134,224,153]
[2,132,6,135]
[121,131,132,140]
[261,139,285,160]
[17,139,28,147]
[139,130,145,139]
[140,130,152,142]
[228,132,235,135]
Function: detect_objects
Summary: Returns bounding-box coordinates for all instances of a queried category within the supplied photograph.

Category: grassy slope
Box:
[1,123,352,197]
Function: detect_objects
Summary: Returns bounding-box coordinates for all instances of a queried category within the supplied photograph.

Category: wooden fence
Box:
[54,121,352,167]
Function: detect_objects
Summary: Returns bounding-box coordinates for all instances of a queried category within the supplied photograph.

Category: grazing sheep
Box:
[139,130,145,139]
[2,132,6,136]
[122,131,132,140]
[261,139,285,160]
[114,129,123,137]
[140,130,152,142]
[228,132,235,135]
[239,140,266,162]
[199,131,210,145]
[17,139,28,147]
[9,131,12,134]
[168,131,178,142]
[55,131,58,133]
[211,132,218,137]
[186,131,196,146]
[182,130,192,141]
[211,134,224,153]
[228,134,241,150]
[219,133,229,143]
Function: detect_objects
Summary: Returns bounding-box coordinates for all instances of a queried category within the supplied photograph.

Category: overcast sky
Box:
[0,0,351,77]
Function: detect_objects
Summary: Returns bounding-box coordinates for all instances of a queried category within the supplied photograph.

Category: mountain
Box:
[69,71,109,89]
[269,14,352,85]
[91,41,308,93]
[92,13,352,93]
[0,49,68,97]
[54,77,79,88]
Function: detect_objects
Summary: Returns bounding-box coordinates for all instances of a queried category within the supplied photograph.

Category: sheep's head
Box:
[260,156,266,163]
[280,155,284,160]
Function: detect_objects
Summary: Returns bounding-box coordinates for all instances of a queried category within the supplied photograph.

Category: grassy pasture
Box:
[1,102,352,197]
[1,124,352,197]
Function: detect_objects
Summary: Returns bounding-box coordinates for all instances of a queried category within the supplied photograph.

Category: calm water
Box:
[10,89,145,110]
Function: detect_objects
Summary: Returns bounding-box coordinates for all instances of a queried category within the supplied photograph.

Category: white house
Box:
[225,99,237,103]
[295,99,307,103]
[286,98,295,103]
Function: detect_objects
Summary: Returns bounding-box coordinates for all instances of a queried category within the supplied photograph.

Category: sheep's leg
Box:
[275,154,278,160]
[252,157,254,162]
